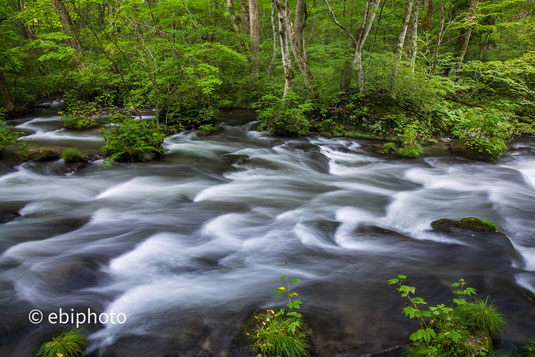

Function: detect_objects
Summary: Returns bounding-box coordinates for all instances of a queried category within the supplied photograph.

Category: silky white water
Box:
[0,109,534,356]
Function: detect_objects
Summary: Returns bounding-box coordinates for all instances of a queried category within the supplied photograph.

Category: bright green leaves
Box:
[410,328,436,344]
[389,275,505,356]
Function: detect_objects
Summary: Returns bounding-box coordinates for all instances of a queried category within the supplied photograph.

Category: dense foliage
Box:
[0,0,534,162]
[389,275,506,356]
[101,114,166,166]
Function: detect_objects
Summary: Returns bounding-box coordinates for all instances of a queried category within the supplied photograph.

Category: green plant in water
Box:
[396,124,424,158]
[249,275,310,357]
[35,328,87,357]
[198,124,221,136]
[101,113,166,166]
[389,275,505,356]
[452,109,512,161]
[62,148,84,163]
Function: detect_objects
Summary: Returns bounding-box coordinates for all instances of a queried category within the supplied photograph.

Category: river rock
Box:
[222,154,249,165]
[0,210,21,224]
[431,217,498,232]
[450,140,493,161]
[30,148,61,161]
[85,153,104,162]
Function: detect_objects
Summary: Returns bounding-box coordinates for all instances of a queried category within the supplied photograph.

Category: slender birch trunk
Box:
[276,0,294,98]
[226,0,240,33]
[268,0,280,75]
[409,0,421,72]
[430,5,446,76]
[457,0,479,67]
[249,0,260,66]
[354,0,381,93]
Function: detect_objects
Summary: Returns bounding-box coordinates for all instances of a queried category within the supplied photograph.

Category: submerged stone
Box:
[431,217,498,232]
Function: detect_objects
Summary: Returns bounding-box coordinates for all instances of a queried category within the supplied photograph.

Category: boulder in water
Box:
[0,210,20,224]
[431,217,498,232]
[450,140,493,162]
[30,148,61,161]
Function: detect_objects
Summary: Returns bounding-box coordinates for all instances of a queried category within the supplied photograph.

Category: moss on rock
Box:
[431,217,499,232]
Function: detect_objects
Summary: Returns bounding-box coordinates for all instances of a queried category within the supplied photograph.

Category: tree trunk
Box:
[340,51,354,92]
[430,5,445,76]
[354,0,381,93]
[276,0,294,98]
[50,0,82,53]
[226,0,240,33]
[285,0,316,93]
[0,70,14,112]
[423,0,433,32]
[457,0,479,67]
[239,0,250,33]
[249,0,260,65]
[409,0,420,72]
[395,0,414,59]
[268,0,280,75]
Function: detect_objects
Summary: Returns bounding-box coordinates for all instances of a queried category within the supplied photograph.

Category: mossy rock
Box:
[30,148,61,161]
[198,124,222,136]
[451,140,494,162]
[431,217,499,232]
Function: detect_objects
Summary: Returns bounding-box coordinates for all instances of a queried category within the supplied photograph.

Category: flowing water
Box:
[1,107,534,356]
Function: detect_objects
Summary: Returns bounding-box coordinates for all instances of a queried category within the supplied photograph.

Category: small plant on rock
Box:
[389,275,505,356]
[35,328,87,357]
[62,148,84,163]
[249,275,310,357]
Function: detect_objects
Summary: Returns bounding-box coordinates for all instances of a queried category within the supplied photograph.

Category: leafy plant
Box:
[255,92,313,136]
[452,109,512,161]
[389,275,505,356]
[62,148,84,163]
[101,113,166,166]
[397,124,424,158]
[249,276,310,357]
[198,124,221,136]
[523,338,535,357]
[35,329,87,357]
[0,118,21,152]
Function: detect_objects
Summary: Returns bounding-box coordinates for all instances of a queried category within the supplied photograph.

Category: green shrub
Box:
[249,275,310,357]
[198,124,221,136]
[452,109,512,161]
[62,148,84,163]
[523,338,535,356]
[389,276,505,357]
[255,92,313,136]
[61,95,102,130]
[101,113,166,166]
[35,329,87,357]
[63,114,99,130]
[397,124,424,158]
[0,118,21,152]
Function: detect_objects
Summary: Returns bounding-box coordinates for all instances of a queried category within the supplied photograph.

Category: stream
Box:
[0,106,534,356]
